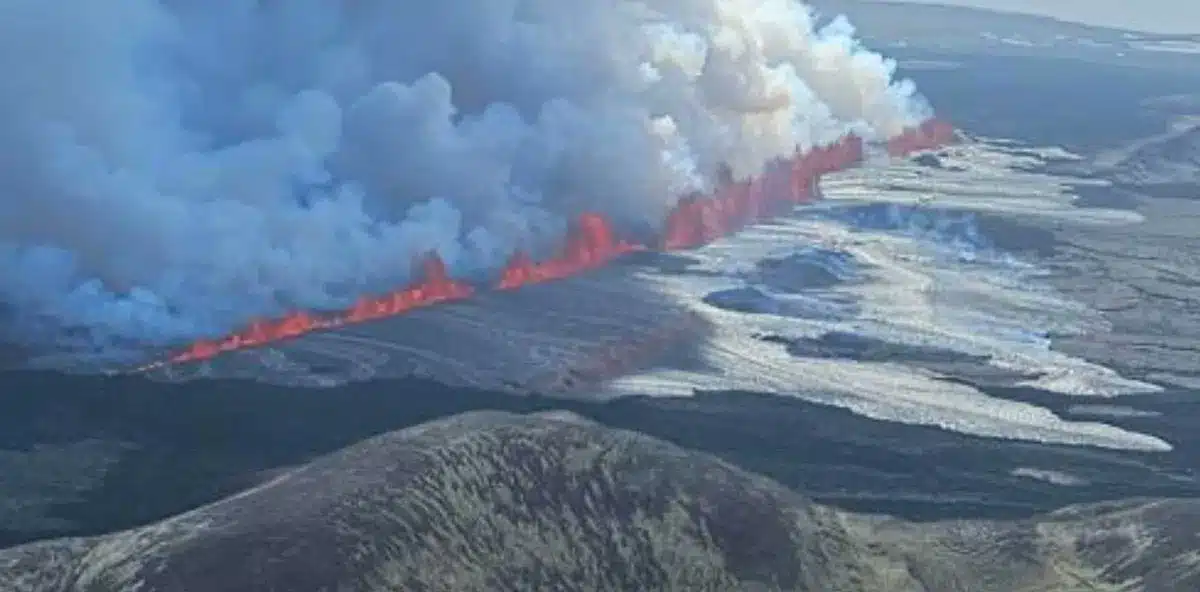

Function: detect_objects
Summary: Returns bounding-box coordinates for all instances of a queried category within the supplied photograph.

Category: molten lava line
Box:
[137,120,956,372]
[496,212,646,290]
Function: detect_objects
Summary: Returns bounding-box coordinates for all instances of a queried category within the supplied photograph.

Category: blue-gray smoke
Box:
[0,0,930,363]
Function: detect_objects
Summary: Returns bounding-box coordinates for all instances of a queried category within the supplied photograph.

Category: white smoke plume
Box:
[0,0,931,361]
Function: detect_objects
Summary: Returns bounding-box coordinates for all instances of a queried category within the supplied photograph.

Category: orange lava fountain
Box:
[661,134,865,250]
[496,213,645,290]
[140,121,955,371]
[164,253,474,365]
[886,119,957,157]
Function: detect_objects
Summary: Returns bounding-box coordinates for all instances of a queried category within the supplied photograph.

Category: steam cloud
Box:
[0,0,931,361]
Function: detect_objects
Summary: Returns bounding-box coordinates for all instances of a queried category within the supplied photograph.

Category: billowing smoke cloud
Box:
[0,0,930,361]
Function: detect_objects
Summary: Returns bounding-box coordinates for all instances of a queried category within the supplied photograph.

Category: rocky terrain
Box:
[1,411,1196,592]
[861,497,1200,591]
[1096,120,1200,191]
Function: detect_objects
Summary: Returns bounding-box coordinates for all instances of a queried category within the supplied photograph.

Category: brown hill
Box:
[2,411,1197,591]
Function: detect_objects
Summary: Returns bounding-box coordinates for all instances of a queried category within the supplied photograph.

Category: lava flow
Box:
[141,122,955,371]
[661,134,864,250]
[164,253,474,365]
[886,119,958,157]
[496,213,645,290]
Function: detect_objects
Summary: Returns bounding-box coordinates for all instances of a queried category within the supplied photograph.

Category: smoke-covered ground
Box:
[0,0,930,362]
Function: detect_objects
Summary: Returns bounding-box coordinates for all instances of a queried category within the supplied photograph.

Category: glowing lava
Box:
[886,119,957,157]
[165,253,473,365]
[144,123,955,370]
[496,213,644,290]
[661,134,864,250]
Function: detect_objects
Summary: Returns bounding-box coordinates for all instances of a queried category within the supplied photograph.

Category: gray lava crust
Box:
[146,264,711,398]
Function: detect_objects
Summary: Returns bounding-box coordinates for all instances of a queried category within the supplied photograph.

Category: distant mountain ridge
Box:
[811,0,1200,72]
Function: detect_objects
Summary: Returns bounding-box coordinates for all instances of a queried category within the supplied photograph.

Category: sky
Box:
[889,0,1200,34]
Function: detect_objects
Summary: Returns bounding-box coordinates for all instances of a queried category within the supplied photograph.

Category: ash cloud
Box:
[0,0,932,362]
